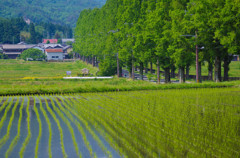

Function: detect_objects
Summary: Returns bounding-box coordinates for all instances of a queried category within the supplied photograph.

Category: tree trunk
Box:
[132,55,135,80]
[92,56,95,66]
[144,62,148,74]
[208,61,213,81]
[116,53,120,77]
[179,67,185,83]
[223,61,229,81]
[218,60,222,82]
[140,62,144,80]
[119,66,122,77]
[86,56,89,65]
[127,57,132,78]
[214,55,221,82]
[198,62,202,83]
[223,55,232,81]
[157,58,160,84]
[150,62,153,74]
[164,68,171,83]
[186,64,190,80]
[145,67,148,74]
[171,65,176,78]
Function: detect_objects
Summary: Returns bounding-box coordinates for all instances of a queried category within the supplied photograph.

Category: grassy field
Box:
[148,61,240,77]
[0,59,98,80]
[0,59,239,96]
[0,88,239,157]
[189,61,240,77]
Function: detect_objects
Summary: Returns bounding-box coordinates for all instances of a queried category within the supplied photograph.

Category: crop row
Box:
[62,88,240,158]
[0,96,114,158]
[0,88,239,158]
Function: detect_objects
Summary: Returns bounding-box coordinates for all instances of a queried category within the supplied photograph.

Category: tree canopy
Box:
[0,17,72,44]
[0,0,106,27]
[20,48,46,60]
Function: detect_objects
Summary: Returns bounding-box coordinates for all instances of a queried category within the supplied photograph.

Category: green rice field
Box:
[0,88,239,158]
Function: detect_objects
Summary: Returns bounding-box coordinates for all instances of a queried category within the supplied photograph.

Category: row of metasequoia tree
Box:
[74,0,240,83]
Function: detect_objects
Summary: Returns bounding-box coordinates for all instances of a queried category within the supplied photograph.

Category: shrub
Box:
[98,56,117,76]
[20,48,46,61]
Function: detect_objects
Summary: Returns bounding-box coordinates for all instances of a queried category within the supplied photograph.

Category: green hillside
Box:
[0,0,106,26]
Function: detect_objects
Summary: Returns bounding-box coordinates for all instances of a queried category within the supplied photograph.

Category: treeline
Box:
[74,0,240,83]
[0,17,72,44]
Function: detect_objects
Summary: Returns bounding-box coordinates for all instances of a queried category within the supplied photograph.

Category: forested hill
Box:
[0,17,72,44]
[0,0,106,26]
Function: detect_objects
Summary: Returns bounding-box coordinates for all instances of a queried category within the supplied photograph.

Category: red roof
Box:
[43,39,58,44]
[45,49,63,53]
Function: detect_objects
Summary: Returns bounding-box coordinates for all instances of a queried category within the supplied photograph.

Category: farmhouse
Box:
[45,48,64,61]
[43,39,58,44]
[2,44,36,59]
[63,45,72,58]
[233,55,239,61]
[0,44,3,53]
[62,38,75,44]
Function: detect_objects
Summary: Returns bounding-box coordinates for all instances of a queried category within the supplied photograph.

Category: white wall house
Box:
[45,49,63,61]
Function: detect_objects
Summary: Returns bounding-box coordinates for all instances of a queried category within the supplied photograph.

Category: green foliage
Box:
[66,41,73,46]
[67,51,74,59]
[0,59,98,79]
[0,17,27,44]
[0,17,73,44]
[0,59,239,96]
[74,0,240,82]
[57,39,61,44]
[0,53,8,59]
[98,56,117,76]
[20,48,45,60]
[0,0,106,27]
[0,88,239,157]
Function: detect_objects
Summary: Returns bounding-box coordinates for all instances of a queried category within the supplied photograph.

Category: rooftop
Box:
[43,39,58,44]
[2,44,36,49]
[45,49,63,53]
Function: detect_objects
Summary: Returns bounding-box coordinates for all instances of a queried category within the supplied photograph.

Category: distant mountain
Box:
[0,0,106,27]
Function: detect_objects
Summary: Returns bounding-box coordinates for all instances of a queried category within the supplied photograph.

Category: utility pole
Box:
[195,30,199,83]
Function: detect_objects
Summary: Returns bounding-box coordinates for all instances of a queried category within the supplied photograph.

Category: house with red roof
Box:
[43,39,58,44]
[45,48,63,61]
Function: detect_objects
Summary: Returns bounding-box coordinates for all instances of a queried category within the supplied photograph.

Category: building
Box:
[43,39,58,44]
[2,44,36,59]
[0,44,3,53]
[62,39,75,44]
[232,55,239,61]
[63,45,73,58]
[45,48,63,61]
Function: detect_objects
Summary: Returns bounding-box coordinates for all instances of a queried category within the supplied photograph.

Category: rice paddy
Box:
[0,88,239,158]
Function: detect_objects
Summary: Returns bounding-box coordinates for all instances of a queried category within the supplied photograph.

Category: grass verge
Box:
[0,78,239,96]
